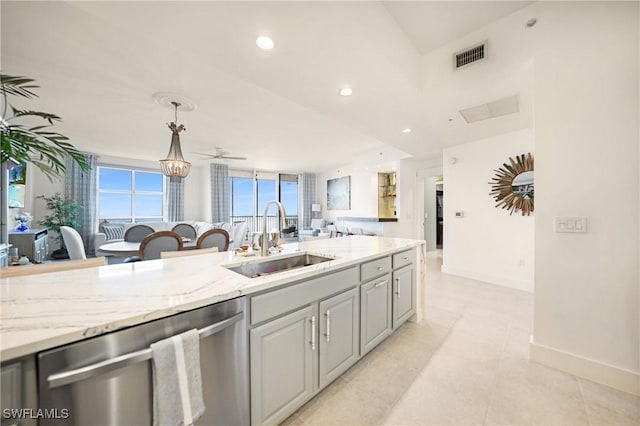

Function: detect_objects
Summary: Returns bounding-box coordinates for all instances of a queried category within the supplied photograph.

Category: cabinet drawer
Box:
[250,267,358,325]
[392,249,413,270]
[360,256,391,282]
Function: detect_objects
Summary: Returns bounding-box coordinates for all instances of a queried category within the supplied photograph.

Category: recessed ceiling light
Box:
[339,87,353,97]
[256,36,274,50]
[402,128,412,133]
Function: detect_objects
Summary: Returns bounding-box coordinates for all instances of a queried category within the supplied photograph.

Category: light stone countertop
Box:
[1,236,424,362]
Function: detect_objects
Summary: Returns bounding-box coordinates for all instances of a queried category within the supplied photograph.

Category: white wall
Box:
[423,176,438,252]
[442,128,535,292]
[318,157,430,239]
[384,157,425,239]
[530,1,639,394]
[183,165,208,221]
[317,165,378,222]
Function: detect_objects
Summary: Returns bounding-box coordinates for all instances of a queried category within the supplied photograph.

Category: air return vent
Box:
[454,41,487,69]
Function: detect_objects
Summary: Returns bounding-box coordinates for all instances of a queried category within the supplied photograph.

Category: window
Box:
[279,174,298,216]
[229,170,299,235]
[98,166,164,223]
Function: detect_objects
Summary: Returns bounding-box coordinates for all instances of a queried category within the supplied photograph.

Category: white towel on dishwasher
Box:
[151,328,205,426]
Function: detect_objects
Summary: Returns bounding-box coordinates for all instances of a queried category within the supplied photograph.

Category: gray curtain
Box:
[299,172,316,229]
[210,163,230,223]
[167,179,184,222]
[64,153,97,256]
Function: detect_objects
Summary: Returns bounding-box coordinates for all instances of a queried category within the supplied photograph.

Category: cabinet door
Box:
[360,274,392,356]
[250,305,316,426]
[393,265,415,329]
[318,288,359,389]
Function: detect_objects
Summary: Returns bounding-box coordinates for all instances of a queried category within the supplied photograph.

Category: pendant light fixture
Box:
[159,101,191,182]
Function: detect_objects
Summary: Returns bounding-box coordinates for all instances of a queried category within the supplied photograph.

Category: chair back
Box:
[124,224,154,242]
[230,222,248,249]
[171,223,197,240]
[310,218,326,230]
[196,228,230,252]
[139,231,183,261]
[160,247,219,259]
[60,226,87,260]
[1,257,106,278]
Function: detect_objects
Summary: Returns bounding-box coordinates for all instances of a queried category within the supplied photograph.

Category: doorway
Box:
[436,185,443,249]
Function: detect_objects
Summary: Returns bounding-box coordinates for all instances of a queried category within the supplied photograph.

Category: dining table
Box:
[98,240,198,257]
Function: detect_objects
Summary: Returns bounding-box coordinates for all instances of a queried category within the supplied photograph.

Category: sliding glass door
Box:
[229,171,299,237]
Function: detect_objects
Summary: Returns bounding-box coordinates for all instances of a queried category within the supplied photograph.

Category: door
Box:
[318,288,359,389]
[250,305,315,426]
[393,265,415,329]
[360,274,392,356]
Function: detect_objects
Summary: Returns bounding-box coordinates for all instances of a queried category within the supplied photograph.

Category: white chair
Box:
[60,226,87,260]
[229,222,248,249]
[299,218,326,237]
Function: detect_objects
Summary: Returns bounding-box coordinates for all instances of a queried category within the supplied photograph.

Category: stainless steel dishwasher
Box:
[37,297,249,426]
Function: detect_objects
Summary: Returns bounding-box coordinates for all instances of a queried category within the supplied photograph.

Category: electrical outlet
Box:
[454,211,464,218]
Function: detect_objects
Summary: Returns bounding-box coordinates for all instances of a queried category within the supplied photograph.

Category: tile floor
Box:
[282,250,639,426]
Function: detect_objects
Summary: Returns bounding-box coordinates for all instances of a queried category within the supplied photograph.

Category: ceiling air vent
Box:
[454,41,487,70]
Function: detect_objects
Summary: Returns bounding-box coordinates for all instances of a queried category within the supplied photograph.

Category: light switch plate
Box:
[554,217,587,233]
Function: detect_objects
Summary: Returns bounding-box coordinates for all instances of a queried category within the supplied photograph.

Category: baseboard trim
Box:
[530,338,640,396]
[440,265,533,293]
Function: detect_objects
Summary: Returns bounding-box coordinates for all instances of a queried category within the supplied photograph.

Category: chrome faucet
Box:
[261,200,288,256]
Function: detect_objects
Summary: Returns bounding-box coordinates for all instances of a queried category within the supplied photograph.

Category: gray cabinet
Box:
[8,229,49,263]
[393,264,415,329]
[360,274,392,356]
[250,305,315,426]
[1,356,37,426]
[249,268,361,425]
[319,287,359,389]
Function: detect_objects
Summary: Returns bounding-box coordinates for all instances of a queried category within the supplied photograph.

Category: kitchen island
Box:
[1,235,425,425]
[1,236,425,362]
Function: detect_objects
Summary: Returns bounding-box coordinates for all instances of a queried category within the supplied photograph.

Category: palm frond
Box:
[1,73,90,179]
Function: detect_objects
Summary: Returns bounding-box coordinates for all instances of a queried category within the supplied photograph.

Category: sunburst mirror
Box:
[489,153,534,215]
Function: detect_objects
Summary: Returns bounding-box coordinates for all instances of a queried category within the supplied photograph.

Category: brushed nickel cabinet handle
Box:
[325,310,331,343]
[374,280,387,288]
[310,315,316,351]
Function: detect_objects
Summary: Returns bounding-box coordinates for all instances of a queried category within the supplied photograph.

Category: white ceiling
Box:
[1,1,534,173]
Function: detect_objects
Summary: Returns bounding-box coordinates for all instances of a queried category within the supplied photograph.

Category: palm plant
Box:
[38,193,81,258]
[1,74,89,179]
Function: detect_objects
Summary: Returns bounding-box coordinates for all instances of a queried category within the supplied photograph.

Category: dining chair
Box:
[160,247,219,259]
[60,226,87,260]
[124,224,155,242]
[122,224,155,262]
[171,223,197,240]
[1,257,106,278]
[138,231,183,261]
[196,228,230,252]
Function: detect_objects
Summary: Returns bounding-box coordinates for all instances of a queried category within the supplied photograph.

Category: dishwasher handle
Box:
[47,311,244,389]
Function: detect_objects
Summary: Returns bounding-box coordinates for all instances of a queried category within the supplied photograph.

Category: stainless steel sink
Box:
[225,253,334,278]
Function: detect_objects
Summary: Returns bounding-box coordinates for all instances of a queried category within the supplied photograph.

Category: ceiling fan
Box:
[193,147,247,161]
